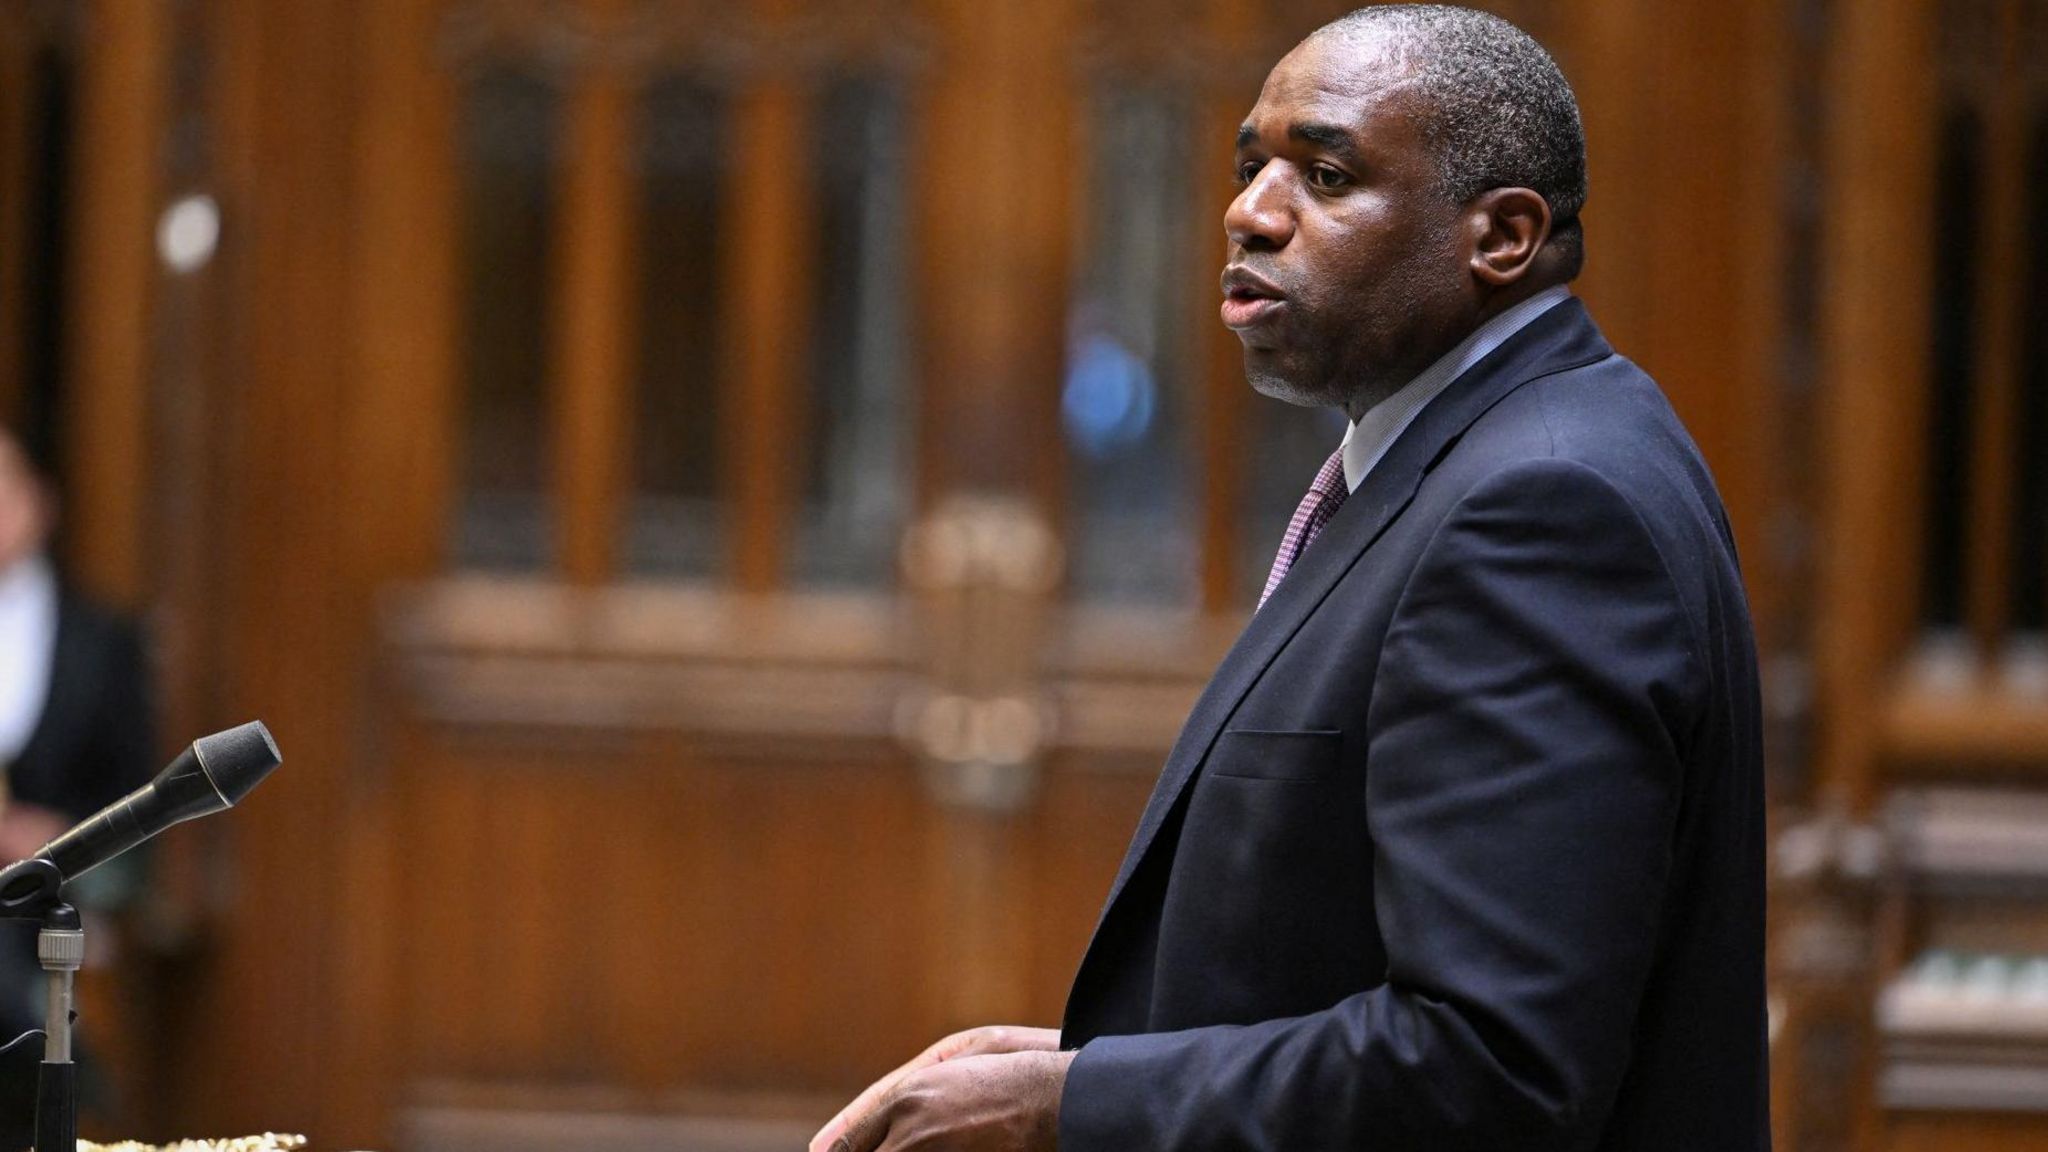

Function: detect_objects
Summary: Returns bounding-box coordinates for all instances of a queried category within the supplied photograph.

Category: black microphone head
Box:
[31,721,284,887]
[192,721,281,806]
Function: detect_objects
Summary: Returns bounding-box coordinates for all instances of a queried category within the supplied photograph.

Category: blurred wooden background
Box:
[4,0,2047,1149]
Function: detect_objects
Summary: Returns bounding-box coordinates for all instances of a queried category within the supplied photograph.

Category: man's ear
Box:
[1466,187,1551,287]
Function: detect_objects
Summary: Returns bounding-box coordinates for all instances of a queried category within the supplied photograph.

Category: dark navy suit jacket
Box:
[1058,300,1768,1151]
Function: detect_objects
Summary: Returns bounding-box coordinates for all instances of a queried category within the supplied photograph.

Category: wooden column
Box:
[63,0,168,608]
[1641,0,1787,654]
[915,0,1076,504]
[1195,0,1259,614]
[349,0,459,588]
[321,0,462,1142]
[1560,0,1653,357]
[721,5,812,593]
[551,0,638,587]
[1727,0,1794,658]
[163,0,367,1140]
[1812,0,1940,810]
[903,0,1080,1036]
[1552,0,1788,652]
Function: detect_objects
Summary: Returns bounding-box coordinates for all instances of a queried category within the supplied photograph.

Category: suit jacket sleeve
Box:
[1059,458,1707,1152]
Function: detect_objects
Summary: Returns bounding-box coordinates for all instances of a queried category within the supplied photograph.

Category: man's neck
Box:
[1340,277,1570,423]
[1336,282,1573,493]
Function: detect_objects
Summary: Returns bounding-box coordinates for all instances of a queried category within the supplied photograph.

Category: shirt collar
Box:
[1340,284,1572,493]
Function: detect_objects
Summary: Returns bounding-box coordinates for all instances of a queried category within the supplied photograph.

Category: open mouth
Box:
[1222,292,1284,330]
[1221,267,1287,330]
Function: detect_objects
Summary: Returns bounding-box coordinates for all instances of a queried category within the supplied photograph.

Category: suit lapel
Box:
[1081,299,1613,943]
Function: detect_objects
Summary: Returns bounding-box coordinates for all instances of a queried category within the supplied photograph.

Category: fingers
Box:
[833,1090,895,1152]
[809,1047,937,1152]
[807,1026,1059,1152]
[981,1025,1062,1053]
[809,1108,850,1152]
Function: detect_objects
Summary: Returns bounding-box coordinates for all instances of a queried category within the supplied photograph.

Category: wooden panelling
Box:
[166,0,372,1141]
[1558,0,1651,356]
[368,637,1175,1099]
[89,1,1908,1147]
[1022,755,1158,1025]
[320,1,461,1128]
[1813,0,1941,810]
[1804,6,1944,1146]
[62,0,167,608]
[389,703,931,1088]
[1555,0,1788,649]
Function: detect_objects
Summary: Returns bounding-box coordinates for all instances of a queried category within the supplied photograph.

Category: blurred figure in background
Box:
[0,425,154,1150]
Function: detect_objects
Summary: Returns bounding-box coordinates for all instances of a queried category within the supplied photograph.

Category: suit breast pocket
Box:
[1206,728,1344,782]
[1158,726,1373,1025]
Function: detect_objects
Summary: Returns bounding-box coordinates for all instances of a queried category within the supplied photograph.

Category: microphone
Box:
[0,721,281,902]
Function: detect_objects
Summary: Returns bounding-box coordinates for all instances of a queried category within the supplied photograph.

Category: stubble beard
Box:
[1240,302,1429,417]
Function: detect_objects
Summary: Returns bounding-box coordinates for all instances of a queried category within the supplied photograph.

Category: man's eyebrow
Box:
[1233,121,1363,160]
[1288,122,1360,159]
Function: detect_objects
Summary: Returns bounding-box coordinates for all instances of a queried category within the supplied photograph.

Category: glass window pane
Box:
[790,75,913,589]
[1922,104,1980,632]
[627,75,729,579]
[451,65,558,571]
[1064,83,1197,605]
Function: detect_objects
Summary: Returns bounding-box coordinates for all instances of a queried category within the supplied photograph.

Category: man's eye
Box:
[1307,164,1349,190]
[1235,160,1263,185]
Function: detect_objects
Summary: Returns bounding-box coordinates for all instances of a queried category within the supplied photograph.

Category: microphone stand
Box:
[0,719,283,1149]
[1,858,79,1152]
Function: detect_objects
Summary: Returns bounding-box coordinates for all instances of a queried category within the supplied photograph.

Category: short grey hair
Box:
[1318,5,1588,276]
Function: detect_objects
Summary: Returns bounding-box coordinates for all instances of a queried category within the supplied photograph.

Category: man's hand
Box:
[810,1026,1062,1152]
[825,1050,1075,1152]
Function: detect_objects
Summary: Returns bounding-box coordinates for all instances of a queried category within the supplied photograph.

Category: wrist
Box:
[1035,1049,1077,1149]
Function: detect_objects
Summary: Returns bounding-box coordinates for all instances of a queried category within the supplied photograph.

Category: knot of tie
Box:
[1258,447,1349,609]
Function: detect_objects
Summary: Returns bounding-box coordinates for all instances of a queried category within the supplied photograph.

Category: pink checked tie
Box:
[1259,447,1349,609]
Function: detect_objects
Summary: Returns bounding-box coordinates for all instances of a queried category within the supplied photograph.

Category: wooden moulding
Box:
[1880,685,2048,774]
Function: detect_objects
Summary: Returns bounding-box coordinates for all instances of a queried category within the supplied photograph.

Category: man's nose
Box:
[1225,167,1294,251]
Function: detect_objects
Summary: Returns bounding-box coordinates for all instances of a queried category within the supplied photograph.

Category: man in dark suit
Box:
[814,7,1766,1150]
[0,425,156,1149]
